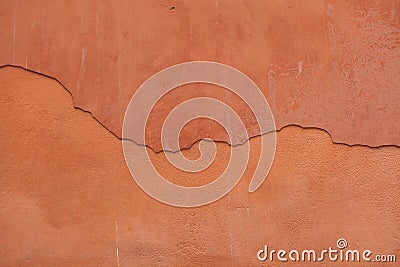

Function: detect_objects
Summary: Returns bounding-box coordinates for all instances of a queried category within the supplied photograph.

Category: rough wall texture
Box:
[1,67,399,266]
[1,0,400,266]
[1,0,400,149]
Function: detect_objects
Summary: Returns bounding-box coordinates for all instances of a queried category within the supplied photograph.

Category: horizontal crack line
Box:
[2,64,400,153]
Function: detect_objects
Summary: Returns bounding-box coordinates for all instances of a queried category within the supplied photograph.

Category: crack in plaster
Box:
[2,65,400,153]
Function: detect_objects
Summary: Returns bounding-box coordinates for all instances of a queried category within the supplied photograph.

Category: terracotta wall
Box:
[1,0,400,148]
[1,67,399,266]
[0,0,399,266]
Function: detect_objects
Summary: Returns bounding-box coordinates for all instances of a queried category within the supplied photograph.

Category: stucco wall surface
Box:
[0,67,399,266]
[1,0,400,266]
[0,0,399,149]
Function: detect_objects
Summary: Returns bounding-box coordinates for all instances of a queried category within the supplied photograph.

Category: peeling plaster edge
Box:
[2,64,400,153]
[1,64,122,141]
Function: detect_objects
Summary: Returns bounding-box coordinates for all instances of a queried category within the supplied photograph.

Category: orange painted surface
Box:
[1,67,399,266]
[1,1,400,149]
